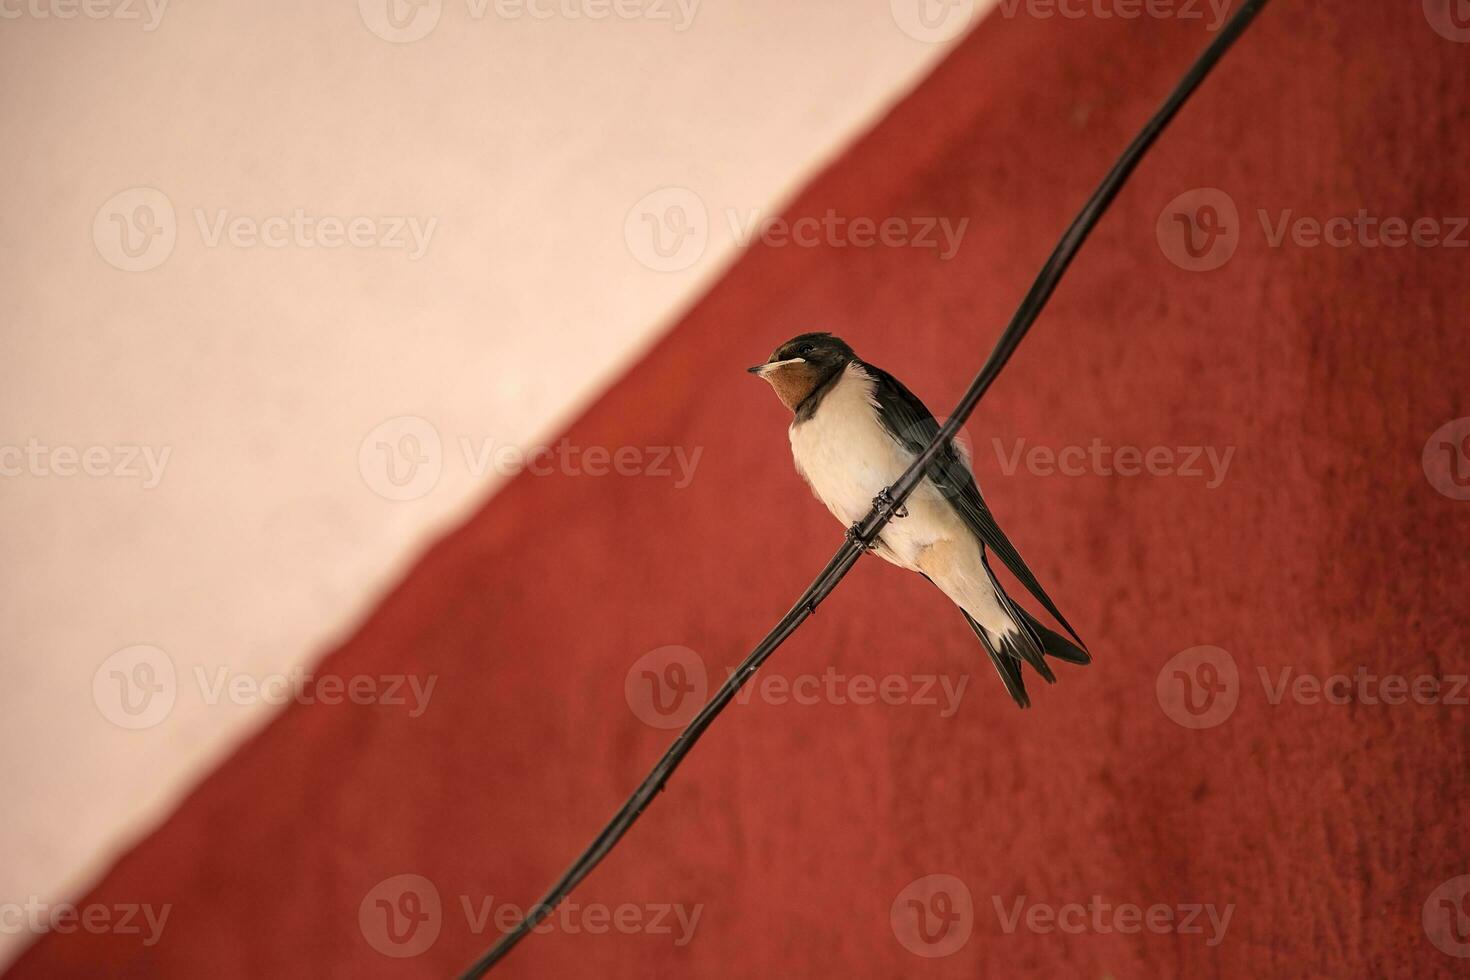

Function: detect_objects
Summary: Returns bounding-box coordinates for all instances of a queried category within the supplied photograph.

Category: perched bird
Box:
[748,332,1089,707]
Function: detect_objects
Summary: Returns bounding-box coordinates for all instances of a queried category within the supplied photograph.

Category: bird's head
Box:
[746,332,856,412]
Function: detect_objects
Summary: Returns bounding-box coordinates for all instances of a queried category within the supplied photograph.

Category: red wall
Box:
[12,3,1470,976]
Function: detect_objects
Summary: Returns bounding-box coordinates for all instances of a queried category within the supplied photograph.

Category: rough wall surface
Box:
[11,3,1469,976]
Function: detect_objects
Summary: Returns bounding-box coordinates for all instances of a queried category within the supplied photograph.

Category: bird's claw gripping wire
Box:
[845,486,910,554]
[875,486,909,520]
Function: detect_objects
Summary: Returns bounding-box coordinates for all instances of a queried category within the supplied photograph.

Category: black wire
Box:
[459,3,1270,974]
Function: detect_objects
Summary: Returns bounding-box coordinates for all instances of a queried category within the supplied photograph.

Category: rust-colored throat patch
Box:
[764,361,828,412]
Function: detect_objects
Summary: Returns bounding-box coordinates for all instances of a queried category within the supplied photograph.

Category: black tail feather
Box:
[998,622,1056,684]
[957,561,1090,706]
[980,553,1055,683]
[960,611,1030,709]
[1015,605,1092,665]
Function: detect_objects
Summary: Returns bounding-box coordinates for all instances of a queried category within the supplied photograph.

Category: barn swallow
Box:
[748,332,1089,707]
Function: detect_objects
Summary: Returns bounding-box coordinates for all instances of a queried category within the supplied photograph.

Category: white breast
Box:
[788,363,970,570]
[789,364,893,521]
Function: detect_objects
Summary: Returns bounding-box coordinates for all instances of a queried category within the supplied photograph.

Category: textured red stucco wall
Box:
[12,2,1470,976]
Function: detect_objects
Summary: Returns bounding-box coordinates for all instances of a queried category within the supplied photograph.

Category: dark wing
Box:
[863,361,1088,652]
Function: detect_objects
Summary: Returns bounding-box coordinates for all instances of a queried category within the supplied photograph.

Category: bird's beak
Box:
[747,357,805,378]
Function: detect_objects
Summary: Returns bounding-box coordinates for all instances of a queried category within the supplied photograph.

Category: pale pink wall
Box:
[0,0,987,966]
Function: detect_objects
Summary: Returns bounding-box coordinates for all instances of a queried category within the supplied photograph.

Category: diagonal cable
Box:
[460,2,1271,973]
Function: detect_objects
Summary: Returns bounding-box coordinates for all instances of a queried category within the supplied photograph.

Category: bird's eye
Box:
[799,344,815,355]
